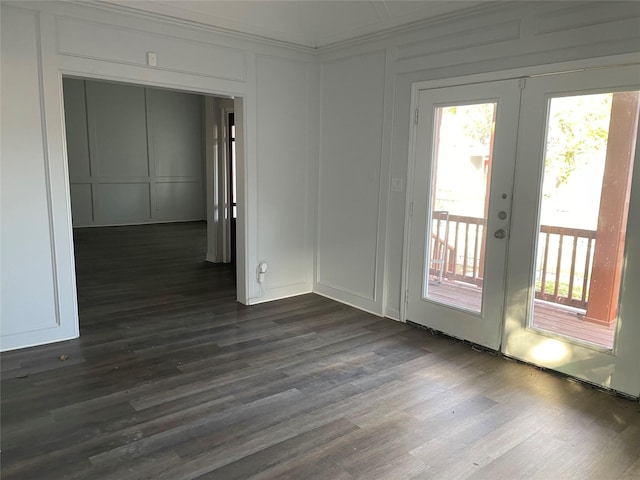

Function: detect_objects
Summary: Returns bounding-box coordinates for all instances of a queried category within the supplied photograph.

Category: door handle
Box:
[494,229,506,239]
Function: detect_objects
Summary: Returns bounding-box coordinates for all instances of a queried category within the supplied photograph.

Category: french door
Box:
[405,65,640,397]
[406,79,521,350]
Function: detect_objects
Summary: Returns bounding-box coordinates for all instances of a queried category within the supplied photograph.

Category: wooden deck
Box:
[427,279,616,348]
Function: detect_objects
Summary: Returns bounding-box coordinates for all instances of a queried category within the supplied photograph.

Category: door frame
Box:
[404,79,522,350]
[401,52,640,325]
[53,63,249,343]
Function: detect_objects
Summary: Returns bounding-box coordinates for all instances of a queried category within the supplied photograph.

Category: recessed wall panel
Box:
[63,78,91,178]
[98,183,151,224]
[1,7,58,339]
[156,182,203,220]
[257,55,310,289]
[86,81,149,178]
[67,80,205,226]
[318,51,386,300]
[150,89,203,178]
[69,183,93,226]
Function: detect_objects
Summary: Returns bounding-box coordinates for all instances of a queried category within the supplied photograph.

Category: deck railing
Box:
[430,213,486,287]
[430,213,596,309]
[535,225,596,309]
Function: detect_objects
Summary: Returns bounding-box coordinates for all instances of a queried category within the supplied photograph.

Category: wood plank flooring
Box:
[2,221,639,479]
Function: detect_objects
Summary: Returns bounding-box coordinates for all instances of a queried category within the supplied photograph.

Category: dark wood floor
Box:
[2,222,639,480]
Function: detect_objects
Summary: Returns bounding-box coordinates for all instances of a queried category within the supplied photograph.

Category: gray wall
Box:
[64,78,205,227]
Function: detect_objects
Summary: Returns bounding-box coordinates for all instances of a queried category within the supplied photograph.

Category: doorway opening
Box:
[62,76,243,335]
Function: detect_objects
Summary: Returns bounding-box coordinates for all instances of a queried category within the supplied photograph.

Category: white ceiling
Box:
[99,1,488,49]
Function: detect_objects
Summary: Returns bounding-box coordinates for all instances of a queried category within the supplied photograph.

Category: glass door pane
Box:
[424,103,496,313]
[531,91,639,349]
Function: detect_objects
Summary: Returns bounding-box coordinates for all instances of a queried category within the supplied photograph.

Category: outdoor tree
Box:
[544,93,612,189]
[445,103,495,148]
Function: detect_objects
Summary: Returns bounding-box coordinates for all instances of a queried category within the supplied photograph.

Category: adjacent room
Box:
[2,1,640,478]
[62,76,239,335]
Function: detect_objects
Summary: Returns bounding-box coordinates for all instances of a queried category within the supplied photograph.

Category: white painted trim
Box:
[49,0,508,54]
[318,2,512,54]
[55,15,249,83]
[315,280,375,303]
[56,72,250,324]
[399,82,421,324]
[315,61,325,290]
[234,95,249,305]
[40,11,80,346]
[36,11,62,329]
[372,48,392,306]
[380,46,397,319]
[72,219,207,229]
[58,0,318,54]
[307,61,321,305]
[59,56,245,99]
[0,332,79,353]
[385,307,401,323]
[409,53,640,93]
[247,287,314,306]
[313,289,383,318]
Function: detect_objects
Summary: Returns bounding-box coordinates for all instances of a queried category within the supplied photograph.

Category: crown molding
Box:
[56,0,318,53]
[10,0,516,55]
[318,1,515,54]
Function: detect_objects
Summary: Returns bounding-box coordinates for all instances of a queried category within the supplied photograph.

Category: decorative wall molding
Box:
[65,79,206,227]
[533,2,640,36]
[317,50,386,310]
[57,16,247,82]
[395,19,521,61]
[63,0,318,53]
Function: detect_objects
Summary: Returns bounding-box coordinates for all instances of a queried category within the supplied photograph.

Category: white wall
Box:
[0,2,317,351]
[316,51,387,314]
[255,55,314,302]
[1,7,78,348]
[64,78,205,226]
[316,1,640,320]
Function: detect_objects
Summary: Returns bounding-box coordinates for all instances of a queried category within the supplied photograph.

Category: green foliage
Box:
[544,94,612,188]
[445,103,495,148]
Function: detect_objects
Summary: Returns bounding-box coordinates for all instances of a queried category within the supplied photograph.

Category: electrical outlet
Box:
[257,262,267,283]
